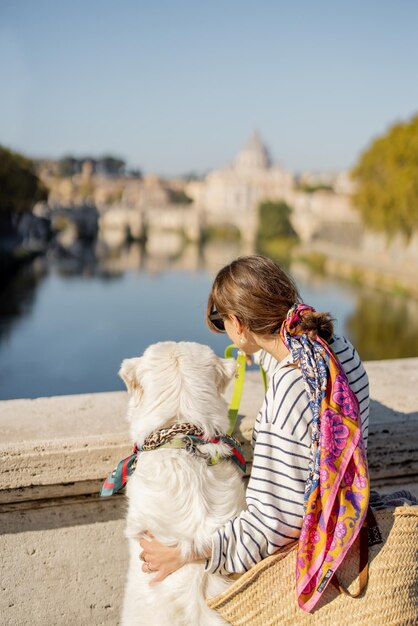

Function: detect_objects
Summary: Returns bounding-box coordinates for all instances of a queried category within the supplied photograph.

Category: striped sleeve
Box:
[206,365,310,574]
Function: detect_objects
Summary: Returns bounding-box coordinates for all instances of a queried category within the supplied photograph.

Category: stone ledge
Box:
[0,436,130,494]
[0,390,129,442]
[0,358,417,502]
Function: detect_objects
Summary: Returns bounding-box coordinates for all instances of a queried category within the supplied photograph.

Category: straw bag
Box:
[207,502,418,626]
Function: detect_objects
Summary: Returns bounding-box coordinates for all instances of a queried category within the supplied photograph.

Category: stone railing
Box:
[1,358,417,626]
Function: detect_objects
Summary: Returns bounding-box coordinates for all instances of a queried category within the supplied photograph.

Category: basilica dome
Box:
[234,130,271,171]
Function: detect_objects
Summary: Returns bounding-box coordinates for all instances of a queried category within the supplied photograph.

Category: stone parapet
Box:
[1,358,417,625]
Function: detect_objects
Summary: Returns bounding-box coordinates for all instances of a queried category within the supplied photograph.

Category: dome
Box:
[234,131,271,171]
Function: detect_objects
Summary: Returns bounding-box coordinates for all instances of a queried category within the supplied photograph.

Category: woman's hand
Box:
[138,532,189,585]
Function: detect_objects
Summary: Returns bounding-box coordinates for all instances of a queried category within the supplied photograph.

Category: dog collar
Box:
[100,424,246,497]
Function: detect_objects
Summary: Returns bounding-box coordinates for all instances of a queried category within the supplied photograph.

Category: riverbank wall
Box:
[1,357,417,625]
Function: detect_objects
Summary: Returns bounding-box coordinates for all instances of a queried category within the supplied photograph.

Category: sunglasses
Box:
[209,307,225,332]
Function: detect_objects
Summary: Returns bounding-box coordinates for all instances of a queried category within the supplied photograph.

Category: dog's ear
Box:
[215,357,237,393]
[118,357,144,396]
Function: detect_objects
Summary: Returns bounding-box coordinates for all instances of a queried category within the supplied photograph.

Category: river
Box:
[1,238,417,400]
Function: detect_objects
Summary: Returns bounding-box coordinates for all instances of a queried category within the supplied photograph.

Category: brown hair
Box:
[206,255,334,342]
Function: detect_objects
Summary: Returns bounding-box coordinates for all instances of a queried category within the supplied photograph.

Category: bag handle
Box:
[224,345,267,437]
[331,506,381,598]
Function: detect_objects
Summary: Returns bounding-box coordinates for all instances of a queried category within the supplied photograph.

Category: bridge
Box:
[98,201,259,247]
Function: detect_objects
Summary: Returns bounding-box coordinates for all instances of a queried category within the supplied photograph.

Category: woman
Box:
[139,255,370,611]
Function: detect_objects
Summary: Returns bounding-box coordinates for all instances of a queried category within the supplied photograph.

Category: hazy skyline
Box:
[1,1,417,176]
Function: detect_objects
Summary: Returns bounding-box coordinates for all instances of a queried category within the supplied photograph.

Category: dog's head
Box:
[119,341,237,442]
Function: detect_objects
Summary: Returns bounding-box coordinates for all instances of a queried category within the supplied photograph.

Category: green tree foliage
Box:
[57,156,79,177]
[352,114,418,237]
[57,155,126,177]
[257,200,297,241]
[169,189,193,204]
[98,156,125,175]
[0,146,47,216]
[127,168,142,179]
[295,182,333,193]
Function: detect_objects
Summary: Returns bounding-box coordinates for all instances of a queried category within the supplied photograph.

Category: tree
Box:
[295,182,333,193]
[56,155,127,177]
[97,156,125,176]
[127,168,142,179]
[351,114,418,237]
[257,200,296,241]
[0,146,47,217]
[168,189,193,205]
[57,156,79,177]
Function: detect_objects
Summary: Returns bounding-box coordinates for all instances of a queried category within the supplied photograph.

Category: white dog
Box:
[118,341,246,626]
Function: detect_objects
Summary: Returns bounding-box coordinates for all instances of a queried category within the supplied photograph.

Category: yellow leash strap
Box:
[260,364,268,394]
[224,344,268,437]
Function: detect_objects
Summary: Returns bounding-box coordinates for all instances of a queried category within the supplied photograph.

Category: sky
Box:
[1,0,417,176]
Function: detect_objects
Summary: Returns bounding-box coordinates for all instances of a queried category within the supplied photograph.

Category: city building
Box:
[186,131,294,243]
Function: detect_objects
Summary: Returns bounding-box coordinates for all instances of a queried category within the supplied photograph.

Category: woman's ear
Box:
[118,357,144,396]
[215,356,237,393]
[228,314,244,334]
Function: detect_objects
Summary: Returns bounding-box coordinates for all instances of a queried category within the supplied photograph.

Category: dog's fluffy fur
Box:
[119,341,246,626]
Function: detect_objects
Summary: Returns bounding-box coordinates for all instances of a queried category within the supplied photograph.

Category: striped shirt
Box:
[206,335,369,575]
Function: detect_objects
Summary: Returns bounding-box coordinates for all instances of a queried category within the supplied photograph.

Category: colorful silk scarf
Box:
[280,303,370,612]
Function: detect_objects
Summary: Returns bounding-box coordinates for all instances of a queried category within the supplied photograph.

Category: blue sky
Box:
[1,0,417,175]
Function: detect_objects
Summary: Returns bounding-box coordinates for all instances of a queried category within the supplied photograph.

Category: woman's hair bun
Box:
[298,311,334,342]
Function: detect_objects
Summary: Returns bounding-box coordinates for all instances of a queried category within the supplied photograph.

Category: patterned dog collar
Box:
[100,422,246,497]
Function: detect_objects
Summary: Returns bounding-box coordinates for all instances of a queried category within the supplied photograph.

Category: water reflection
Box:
[0,235,247,351]
[0,236,417,400]
[291,261,418,360]
[0,258,46,343]
[346,290,418,360]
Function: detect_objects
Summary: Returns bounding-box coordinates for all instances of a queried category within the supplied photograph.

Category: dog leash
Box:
[225,344,268,436]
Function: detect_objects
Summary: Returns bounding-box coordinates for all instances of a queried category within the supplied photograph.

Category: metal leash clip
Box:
[182,435,197,456]
[182,435,207,459]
